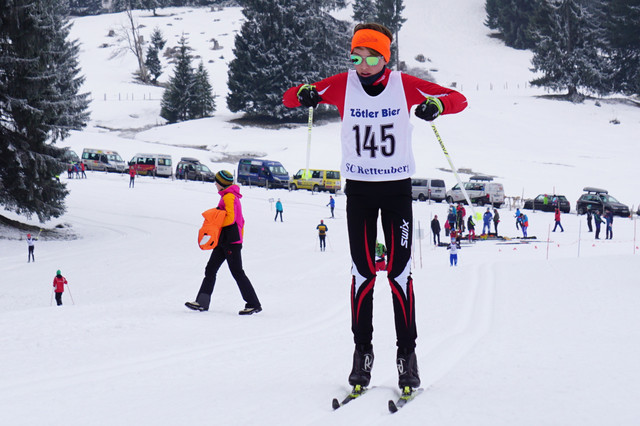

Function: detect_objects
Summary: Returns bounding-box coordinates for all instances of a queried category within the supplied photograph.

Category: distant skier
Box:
[327,196,335,218]
[514,208,521,230]
[317,220,328,251]
[519,213,529,238]
[26,233,37,263]
[447,238,461,266]
[53,270,68,306]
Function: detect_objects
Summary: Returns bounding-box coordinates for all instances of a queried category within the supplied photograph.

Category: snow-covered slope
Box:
[1,1,639,425]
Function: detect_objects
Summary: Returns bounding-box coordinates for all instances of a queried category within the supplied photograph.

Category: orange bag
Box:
[198,208,227,250]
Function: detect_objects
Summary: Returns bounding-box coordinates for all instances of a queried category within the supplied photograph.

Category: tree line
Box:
[485,0,640,99]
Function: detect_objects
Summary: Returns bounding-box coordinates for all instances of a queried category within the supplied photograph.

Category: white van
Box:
[82,148,127,172]
[411,178,446,202]
[129,153,173,177]
[446,176,505,207]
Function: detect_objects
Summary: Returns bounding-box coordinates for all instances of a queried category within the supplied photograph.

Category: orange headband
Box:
[351,29,391,63]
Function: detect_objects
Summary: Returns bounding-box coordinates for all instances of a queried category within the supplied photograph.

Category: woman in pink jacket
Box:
[186,170,262,315]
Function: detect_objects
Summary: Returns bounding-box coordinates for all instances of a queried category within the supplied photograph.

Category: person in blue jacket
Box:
[274,199,283,222]
[327,196,335,218]
[514,207,521,230]
[604,209,614,239]
[482,208,493,235]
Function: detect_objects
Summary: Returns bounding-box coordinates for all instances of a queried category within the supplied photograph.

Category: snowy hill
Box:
[1,1,640,425]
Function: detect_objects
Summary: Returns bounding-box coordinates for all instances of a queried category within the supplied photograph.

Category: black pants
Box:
[28,246,35,262]
[319,235,326,251]
[196,244,260,310]
[595,225,601,239]
[129,177,135,188]
[345,179,416,350]
[606,225,613,239]
[433,231,440,246]
[55,292,63,306]
[274,211,283,221]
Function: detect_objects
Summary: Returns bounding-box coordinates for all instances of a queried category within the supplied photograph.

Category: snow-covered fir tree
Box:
[145,45,162,83]
[150,26,167,51]
[602,0,640,95]
[0,0,90,222]
[484,0,542,50]
[374,0,406,68]
[226,0,349,121]
[352,0,376,23]
[68,0,104,16]
[190,61,216,119]
[530,0,607,100]
[160,34,195,123]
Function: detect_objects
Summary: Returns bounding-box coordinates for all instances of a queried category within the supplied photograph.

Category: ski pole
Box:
[66,284,75,305]
[50,287,54,306]
[430,123,476,216]
[304,107,313,180]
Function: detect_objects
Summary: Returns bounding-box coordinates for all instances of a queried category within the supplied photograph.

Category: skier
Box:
[327,196,335,218]
[520,213,529,238]
[283,22,467,396]
[514,207,521,230]
[274,198,283,222]
[185,170,262,315]
[447,237,461,266]
[317,220,328,251]
[26,233,37,263]
[482,208,493,235]
[52,270,68,306]
[552,207,564,232]
[431,215,441,246]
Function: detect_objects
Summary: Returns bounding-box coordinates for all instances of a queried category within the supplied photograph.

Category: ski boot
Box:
[397,347,420,388]
[348,344,374,387]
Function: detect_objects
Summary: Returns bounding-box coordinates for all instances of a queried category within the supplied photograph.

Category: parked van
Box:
[445,175,505,207]
[411,178,446,202]
[82,148,126,172]
[129,153,173,177]
[237,158,289,189]
[175,157,215,182]
[289,169,341,193]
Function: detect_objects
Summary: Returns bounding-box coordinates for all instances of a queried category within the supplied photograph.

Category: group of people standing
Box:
[586,206,614,239]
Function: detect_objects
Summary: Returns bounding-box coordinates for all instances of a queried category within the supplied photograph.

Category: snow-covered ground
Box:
[1,1,640,425]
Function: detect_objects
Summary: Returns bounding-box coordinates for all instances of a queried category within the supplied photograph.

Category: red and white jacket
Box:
[53,275,67,293]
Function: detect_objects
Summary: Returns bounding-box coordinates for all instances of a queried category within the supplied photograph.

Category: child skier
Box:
[53,270,67,306]
[447,238,461,266]
[283,22,467,397]
[26,233,37,263]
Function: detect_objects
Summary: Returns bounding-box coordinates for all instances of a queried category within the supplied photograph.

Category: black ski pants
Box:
[345,179,417,350]
[28,246,35,262]
[196,244,261,310]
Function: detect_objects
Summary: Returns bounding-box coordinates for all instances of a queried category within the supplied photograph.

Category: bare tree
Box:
[110,7,149,83]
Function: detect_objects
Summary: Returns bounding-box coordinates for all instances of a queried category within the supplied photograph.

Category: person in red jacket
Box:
[129,166,137,188]
[53,270,67,306]
[283,23,467,396]
[552,207,564,232]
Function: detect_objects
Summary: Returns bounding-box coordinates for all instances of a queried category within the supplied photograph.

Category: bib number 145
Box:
[353,124,395,158]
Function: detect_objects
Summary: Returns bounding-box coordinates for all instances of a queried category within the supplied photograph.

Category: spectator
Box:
[552,207,564,232]
[482,208,493,235]
[493,208,500,235]
[586,205,593,232]
[274,199,284,222]
[327,196,335,218]
[431,215,441,246]
[605,209,614,240]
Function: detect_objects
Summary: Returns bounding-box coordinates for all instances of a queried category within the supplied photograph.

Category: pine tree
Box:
[160,35,194,123]
[150,27,166,51]
[0,0,90,222]
[484,0,542,49]
[374,0,406,68]
[145,45,162,83]
[190,61,216,119]
[602,0,640,95]
[352,0,376,22]
[68,0,104,16]
[530,0,607,100]
[226,0,349,122]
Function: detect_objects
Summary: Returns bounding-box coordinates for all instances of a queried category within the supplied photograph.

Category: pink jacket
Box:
[217,185,245,244]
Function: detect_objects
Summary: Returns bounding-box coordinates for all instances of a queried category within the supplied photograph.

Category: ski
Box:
[388,387,423,413]
[332,385,368,410]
